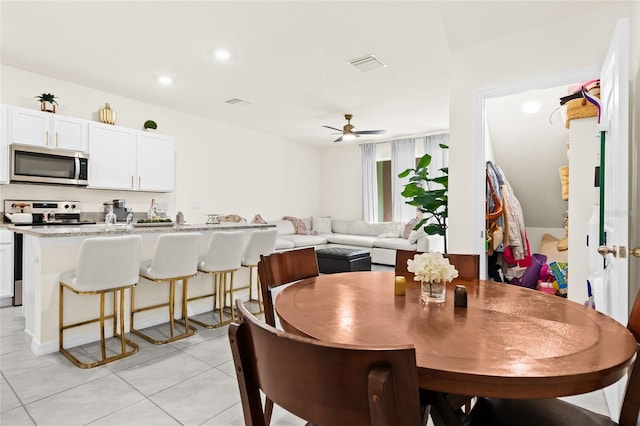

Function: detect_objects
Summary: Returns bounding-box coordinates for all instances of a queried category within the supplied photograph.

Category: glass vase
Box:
[420,280,446,304]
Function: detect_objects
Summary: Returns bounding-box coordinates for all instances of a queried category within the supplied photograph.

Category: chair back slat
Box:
[229,300,422,426]
[395,249,479,280]
[258,247,319,326]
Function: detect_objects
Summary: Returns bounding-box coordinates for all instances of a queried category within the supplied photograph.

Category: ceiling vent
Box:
[225,98,250,106]
[348,54,386,72]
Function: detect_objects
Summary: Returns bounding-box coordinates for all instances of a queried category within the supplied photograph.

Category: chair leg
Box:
[131,278,197,345]
[59,283,139,369]
[186,272,230,329]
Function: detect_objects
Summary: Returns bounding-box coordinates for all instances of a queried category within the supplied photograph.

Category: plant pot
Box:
[40,101,56,113]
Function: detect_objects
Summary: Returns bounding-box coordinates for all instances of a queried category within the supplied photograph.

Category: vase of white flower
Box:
[407,252,458,304]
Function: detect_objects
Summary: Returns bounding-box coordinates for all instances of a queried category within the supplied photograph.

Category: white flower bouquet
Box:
[407,252,459,283]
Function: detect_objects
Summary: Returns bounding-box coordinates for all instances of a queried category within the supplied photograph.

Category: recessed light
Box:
[522,100,541,114]
[158,75,173,85]
[214,49,231,61]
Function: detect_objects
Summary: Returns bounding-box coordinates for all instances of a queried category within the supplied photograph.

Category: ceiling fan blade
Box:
[323,125,343,132]
[355,130,386,135]
[333,135,344,142]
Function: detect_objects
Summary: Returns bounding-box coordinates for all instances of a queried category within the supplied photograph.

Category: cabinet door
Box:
[137,132,175,192]
[0,105,8,183]
[0,231,13,299]
[88,122,136,190]
[9,106,51,147]
[52,115,88,152]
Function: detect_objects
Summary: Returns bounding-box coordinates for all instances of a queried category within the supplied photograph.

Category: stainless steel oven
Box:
[10,144,89,186]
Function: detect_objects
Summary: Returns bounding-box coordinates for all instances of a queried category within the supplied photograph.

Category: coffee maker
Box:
[105,199,130,222]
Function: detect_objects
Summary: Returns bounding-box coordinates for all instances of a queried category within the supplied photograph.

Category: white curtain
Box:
[423,133,449,178]
[391,138,416,222]
[361,142,378,222]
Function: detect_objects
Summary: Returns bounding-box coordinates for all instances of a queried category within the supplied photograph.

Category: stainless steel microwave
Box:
[10,144,89,186]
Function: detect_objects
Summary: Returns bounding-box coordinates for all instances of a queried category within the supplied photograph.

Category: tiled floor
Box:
[0,304,306,426]
[1,265,611,425]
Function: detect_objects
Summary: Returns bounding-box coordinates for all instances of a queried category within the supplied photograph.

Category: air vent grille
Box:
[225,98,250,106]
[348,55,386,72]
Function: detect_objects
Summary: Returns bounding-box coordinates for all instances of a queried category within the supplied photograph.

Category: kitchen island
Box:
[9,222,274,355]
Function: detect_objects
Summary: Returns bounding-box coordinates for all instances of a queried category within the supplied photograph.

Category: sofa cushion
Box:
[312,216,332,234]
[270,220,296,235]
[326,233,378,248]
[275,238,295,250]
[332,219,351,234]
[280,234,328,247]
[373,237,417,251]
[251,214,267,224]
[348,220,388,237]
[408,226,427,244]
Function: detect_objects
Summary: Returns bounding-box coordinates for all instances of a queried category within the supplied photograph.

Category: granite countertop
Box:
[6,222,274,237]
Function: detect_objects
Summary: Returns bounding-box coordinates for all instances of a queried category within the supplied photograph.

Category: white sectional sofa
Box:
[269,217,445,266]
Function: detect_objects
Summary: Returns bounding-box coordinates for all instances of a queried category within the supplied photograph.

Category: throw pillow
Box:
[251,214,267,224]
[402,218,418,239]
[312,216,332,234]
[283,216,310,235]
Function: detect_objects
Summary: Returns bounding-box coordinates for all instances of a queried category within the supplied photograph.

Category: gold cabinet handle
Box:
[131,176,134,188]
[598,245,618,257]
[631,248,640,258]
[55,131,59,147]
[138,176,141,188]
[45,130,49,146]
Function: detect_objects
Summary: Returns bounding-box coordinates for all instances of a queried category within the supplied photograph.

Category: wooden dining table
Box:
[275,271,636,403]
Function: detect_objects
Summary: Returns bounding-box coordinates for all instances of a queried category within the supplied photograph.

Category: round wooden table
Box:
[275,271,636,399]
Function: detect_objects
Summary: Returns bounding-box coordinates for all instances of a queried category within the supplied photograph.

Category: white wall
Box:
[0,65,321,222]
[319,143,362,219]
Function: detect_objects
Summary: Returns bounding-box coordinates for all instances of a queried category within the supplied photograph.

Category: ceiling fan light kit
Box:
[323,114,386,143]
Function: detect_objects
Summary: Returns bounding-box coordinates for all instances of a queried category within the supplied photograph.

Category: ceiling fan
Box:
[323,114,386,142]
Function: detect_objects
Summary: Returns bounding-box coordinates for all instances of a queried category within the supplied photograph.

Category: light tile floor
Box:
[1,265,611,425]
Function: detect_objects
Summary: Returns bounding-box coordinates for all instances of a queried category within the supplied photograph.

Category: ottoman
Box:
[316,247,371,274]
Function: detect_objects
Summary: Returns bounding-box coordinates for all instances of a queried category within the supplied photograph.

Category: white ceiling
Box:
[0,1,616,147]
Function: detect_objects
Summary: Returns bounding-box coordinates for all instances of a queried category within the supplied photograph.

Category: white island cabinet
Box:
[8,106,88,151]
[88,122,175,192]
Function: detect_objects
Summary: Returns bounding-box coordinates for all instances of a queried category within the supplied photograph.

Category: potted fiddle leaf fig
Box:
[36,93,58,113]
[398,144,449,252]
[143,120,158,131]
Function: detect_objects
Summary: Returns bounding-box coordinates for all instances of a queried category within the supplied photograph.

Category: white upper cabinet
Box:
[137,132,175,192]
[88,122,136,190]
[8,106,88,152]
[88,122,174,192]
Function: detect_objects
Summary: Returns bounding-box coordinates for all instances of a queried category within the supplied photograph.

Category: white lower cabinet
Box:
[0,230,13,300]
[88,122,174,192]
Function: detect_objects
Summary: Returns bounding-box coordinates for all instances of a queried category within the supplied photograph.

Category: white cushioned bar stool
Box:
[59,235,142,369]
[189,231,246,328]
[130,232,202,344]
[240,229,278,314]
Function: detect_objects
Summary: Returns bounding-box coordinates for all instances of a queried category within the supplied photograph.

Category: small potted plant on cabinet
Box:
[143,120,158,132]
[36,93,58,113]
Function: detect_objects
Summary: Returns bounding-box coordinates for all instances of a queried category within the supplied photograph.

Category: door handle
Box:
[631,248,640,258]
[598,245,617,257]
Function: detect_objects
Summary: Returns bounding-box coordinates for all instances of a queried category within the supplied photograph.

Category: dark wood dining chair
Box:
[256,247,319,425]
[228,299,423,426]
[257,247,319,327]
[395,249,480,280]
[466,288,640,426]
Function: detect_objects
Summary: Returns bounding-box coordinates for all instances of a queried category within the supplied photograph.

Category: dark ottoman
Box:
[316,247,371,274]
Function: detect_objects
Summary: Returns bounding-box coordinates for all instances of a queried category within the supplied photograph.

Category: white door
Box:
[588,17,630,420]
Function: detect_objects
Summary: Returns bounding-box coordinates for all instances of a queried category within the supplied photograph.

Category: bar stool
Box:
[59,235,142,368]
[240,229,278,314]
[130,232,202,344]
[189,231,245,328]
